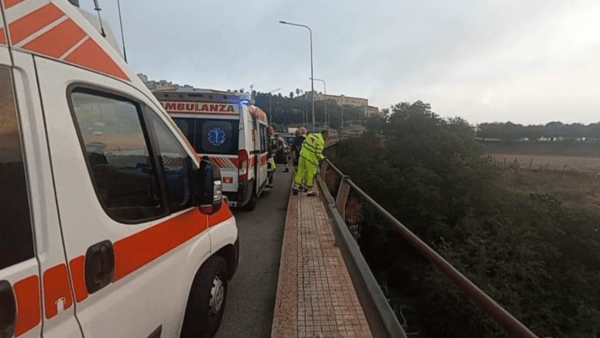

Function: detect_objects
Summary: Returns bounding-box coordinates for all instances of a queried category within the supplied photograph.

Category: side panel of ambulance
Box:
[0,1,238,337]
[247,106,270,210]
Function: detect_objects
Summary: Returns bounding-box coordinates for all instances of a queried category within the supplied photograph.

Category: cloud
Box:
[80,0,600,124]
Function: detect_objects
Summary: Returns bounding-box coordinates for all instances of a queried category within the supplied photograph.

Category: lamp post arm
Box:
[280,20,315,132]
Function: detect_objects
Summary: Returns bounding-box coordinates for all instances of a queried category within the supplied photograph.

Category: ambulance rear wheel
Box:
[181,256,228,338]
[244,190,257,211]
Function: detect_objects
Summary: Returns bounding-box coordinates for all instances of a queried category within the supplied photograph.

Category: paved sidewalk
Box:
[271,188,372,338]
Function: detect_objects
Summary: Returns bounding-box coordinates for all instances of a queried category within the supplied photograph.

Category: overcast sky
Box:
[81,0,600,125]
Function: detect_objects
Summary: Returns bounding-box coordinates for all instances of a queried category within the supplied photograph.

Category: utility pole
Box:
[311,78,327,133]
[304,106,308,128]
[267,88,280,124]
[359,106,362,126]
[341,104,344,132]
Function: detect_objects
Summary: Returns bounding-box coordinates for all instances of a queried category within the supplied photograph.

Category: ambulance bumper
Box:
[224,179,253,207]
[232,237,240,278]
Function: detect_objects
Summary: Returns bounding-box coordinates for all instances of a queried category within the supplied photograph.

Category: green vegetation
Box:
[331,101,600,337]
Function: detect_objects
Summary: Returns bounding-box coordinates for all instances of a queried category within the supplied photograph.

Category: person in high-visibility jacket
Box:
[267,127,277,188]
[293,130,329,196]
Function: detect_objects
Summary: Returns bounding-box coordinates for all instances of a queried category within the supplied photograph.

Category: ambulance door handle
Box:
[0,280,16,338]
[85,240,115,294]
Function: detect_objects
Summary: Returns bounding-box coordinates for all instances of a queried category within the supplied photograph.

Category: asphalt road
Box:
[215,166,293,338]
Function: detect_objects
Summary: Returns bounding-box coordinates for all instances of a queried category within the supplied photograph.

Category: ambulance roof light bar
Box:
[153,90,252,105]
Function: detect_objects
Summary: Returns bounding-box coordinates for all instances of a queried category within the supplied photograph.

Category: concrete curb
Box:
[271,182,299,337]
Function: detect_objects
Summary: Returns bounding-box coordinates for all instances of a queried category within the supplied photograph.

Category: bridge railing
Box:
[316,158,539,338]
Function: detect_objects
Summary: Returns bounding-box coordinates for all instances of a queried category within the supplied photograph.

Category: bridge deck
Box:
[271,186,372,338]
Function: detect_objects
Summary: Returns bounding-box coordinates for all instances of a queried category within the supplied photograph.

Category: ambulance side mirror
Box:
[195,160,223,215]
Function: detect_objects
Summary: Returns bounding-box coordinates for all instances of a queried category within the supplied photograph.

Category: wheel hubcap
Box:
[209,276,224,316]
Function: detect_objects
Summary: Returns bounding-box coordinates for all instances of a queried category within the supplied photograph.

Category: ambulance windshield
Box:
[172,117,239,155]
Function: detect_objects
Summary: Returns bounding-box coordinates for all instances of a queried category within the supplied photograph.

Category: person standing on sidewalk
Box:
[267,126,277,188]
[293,130,329,196]
[290,129,305,172]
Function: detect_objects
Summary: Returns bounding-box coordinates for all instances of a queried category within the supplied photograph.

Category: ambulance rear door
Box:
[257,121,269,193]
[1,4,85,336]
[169,103,241,194]
[251,116,264,194]
[0,41,45,338]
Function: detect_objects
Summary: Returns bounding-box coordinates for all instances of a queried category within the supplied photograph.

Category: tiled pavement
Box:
[271,187,372,338]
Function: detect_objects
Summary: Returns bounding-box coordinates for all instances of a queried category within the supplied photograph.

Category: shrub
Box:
[333,101,600,337]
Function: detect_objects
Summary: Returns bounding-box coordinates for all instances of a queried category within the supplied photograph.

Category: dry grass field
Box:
[487,153,600,213]
[487,153,600,173]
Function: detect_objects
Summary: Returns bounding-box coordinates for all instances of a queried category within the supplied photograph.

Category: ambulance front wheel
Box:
[181,256,229,338]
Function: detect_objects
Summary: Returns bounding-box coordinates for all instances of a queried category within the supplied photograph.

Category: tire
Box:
[181,256,229,338]
[243,190,257,211]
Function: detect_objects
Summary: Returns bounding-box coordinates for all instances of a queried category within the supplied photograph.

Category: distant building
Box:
[137,73,183,91]
[296,91,378,118]
[366,106,379,118]
[297,92,367,107]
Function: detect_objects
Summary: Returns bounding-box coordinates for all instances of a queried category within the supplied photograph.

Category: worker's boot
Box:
[267,174,274,188]
[292,184,299,195]
[306,188,318,197]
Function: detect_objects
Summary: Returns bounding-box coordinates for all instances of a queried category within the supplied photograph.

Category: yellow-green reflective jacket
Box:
[300,133,324,164]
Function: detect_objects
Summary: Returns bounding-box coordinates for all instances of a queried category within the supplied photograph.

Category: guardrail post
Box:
[320,159,328,176]
[336,176,351,219]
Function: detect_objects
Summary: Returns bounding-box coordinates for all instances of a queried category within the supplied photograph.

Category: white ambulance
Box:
[154,90,271,211]
[0,1,239,337]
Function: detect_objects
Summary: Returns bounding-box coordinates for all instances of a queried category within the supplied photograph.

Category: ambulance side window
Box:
[70,89,165,223]
[0,66,35,270]
[172,117,196,152]
[144,109,193,213]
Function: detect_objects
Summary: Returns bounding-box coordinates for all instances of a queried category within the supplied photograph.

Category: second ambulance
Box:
[154,90,272,211]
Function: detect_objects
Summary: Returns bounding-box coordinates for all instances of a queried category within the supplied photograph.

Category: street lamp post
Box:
[341,104,344,132]
[311,78,327,132]
[280,20,315,133]
[304,96,308,128]
[268,88,280,124]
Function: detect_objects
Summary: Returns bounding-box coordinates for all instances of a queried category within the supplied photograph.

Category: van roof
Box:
[1,0,155,86]
[1,0,169,116]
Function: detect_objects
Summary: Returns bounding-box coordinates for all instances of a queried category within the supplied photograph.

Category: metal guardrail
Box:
[318,158,539,338]
[315,160,407,338]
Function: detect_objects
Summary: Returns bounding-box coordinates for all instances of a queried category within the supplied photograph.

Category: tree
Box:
[332,101,600,337]
[290,92,294,99]
[545,121,564,140]
[524,124,544,141]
